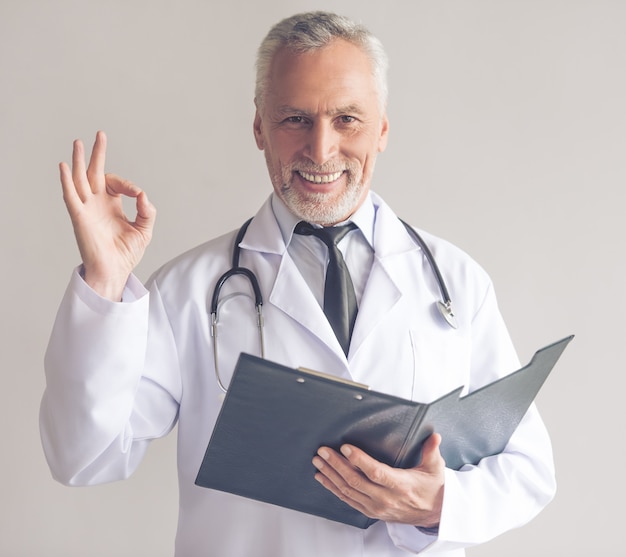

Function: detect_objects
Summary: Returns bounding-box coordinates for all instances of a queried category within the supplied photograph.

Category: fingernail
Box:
[318,448,329,460]
[340,445,352,457]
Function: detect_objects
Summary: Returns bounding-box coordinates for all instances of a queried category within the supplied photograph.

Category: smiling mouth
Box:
[297,170,344,184]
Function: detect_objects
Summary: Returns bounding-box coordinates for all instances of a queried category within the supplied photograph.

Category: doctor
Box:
[41,11,556,557]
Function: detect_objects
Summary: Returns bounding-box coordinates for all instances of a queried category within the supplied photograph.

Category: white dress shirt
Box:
[272,193,375,308]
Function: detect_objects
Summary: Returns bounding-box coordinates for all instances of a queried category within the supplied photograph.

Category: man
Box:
[41,11,556,556]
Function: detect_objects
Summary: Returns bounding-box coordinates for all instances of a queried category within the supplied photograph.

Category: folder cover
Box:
[195,336,573,529]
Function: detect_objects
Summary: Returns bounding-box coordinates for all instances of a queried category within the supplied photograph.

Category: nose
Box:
[304,121,338,165]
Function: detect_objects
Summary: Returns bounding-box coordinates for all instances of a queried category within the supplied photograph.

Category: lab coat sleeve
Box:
[40,268,182,486]
[386,281,556,554]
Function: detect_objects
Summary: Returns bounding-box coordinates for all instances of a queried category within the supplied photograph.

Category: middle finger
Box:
[71,139,91,201]
[86,131,107,193]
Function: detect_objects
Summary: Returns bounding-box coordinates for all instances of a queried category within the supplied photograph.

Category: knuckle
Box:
[335,488,350,502]
[337,482,357,501]
[370,468,386,484]
[346,474,363,490]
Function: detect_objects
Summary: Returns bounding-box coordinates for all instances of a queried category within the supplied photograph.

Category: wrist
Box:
[81,265,129,301]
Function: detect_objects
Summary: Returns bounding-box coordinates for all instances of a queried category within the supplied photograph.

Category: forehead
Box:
[265,39,381,114]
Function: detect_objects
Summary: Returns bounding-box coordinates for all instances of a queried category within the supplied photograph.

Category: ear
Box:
[377,113,390,153]
[253,100,264,150]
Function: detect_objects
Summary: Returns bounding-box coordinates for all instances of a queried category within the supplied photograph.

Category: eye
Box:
[339,115,356,124]
[282,115,311,127]
[279,115,311,129]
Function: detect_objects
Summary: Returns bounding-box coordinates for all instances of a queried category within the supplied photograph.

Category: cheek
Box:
[343,133,381,163]
[263,143,284,171]
[355,148,379,177]
[274,130,305,154]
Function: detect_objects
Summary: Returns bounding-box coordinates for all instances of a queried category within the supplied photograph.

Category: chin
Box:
[281,186,365,225]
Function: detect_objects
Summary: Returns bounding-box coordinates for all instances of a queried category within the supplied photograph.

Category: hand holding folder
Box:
[195,336,573,528]
[313,426,445,529]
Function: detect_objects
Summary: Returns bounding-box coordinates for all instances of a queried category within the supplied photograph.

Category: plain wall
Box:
[1,0,624,555]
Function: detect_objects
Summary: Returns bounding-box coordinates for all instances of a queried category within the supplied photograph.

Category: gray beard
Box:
[270,159,369,225]
[280,182,364,224]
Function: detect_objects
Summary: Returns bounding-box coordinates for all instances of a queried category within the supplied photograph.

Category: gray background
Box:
[1,0,623,555]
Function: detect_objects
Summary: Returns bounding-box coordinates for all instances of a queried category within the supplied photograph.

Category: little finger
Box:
[313,449,373,506]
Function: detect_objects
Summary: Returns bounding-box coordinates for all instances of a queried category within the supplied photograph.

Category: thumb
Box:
[418,433,444,472]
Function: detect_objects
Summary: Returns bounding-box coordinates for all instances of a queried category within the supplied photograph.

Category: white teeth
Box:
[298,170,343,184]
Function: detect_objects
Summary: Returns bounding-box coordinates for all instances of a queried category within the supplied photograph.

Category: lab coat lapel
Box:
[237,195,421,362]
[238,198,345,359]
[349,200,418,356]
[269,255,342,353]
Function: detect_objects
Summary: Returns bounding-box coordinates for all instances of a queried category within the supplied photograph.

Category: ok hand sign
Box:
[59,131,157,301]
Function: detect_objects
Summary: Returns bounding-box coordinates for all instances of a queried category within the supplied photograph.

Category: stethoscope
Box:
[210,218,457,392]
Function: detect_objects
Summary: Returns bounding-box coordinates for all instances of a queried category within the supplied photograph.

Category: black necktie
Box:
[295,221,358,356]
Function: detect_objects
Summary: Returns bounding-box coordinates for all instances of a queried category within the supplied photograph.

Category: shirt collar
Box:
[270,192,376,249]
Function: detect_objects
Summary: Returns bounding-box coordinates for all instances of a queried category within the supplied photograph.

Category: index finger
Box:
[86,130,107,192]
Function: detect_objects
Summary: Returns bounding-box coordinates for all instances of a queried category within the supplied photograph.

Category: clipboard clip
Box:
[296,367,371,390]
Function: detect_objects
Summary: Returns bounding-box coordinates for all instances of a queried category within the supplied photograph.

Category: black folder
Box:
[195,336,573,529]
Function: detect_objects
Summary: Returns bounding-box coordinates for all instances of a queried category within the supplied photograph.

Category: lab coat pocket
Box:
[408,329,471,403]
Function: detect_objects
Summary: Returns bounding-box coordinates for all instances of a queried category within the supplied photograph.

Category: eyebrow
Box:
[274,104,366,118]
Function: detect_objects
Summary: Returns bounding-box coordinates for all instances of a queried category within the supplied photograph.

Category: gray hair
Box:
[255,11,389,111]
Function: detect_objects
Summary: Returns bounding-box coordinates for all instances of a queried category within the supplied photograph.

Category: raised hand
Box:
[59,131,156,301]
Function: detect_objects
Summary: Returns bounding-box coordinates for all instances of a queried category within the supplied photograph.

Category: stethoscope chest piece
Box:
[437,300,458,329]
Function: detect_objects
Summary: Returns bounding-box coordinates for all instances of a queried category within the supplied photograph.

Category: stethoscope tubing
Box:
[398,220,457,329]
[209,216,457,392]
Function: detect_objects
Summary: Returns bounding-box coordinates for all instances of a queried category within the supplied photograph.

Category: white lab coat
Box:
[41,192,556,556]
